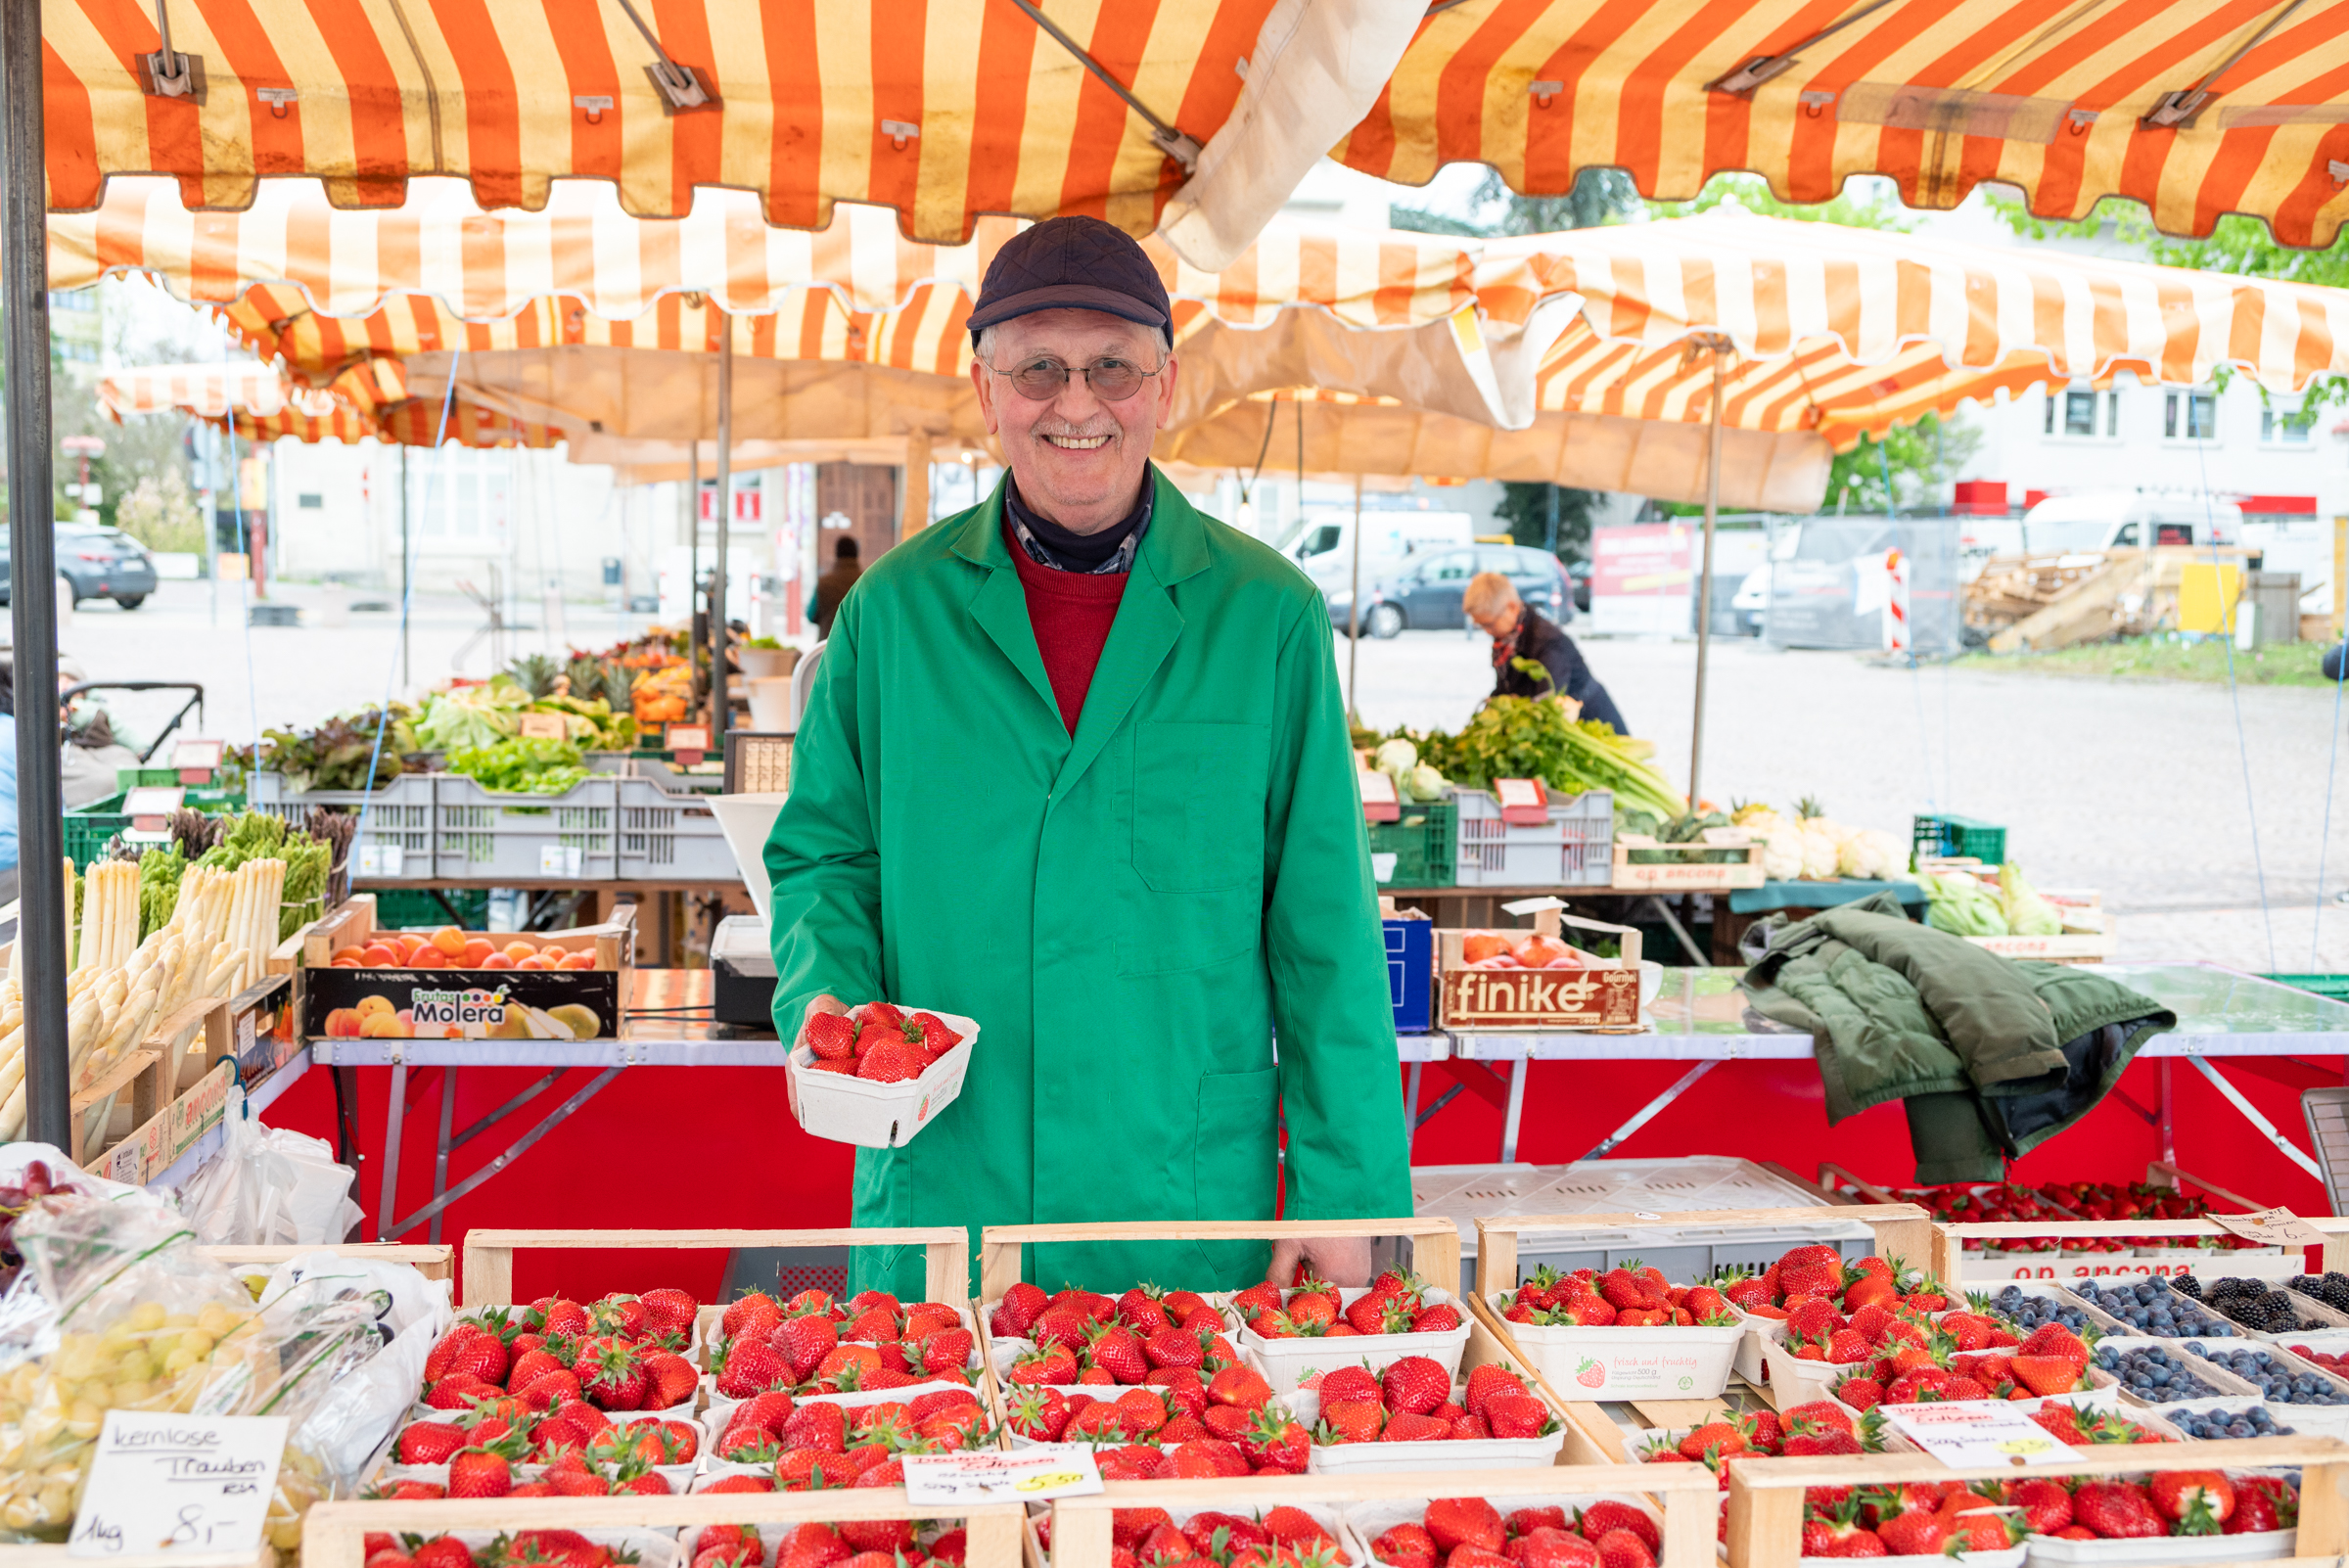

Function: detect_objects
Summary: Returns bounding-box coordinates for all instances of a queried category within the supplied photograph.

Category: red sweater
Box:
[1010,539,1128,734]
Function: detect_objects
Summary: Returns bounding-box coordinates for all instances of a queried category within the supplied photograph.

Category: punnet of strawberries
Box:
[1000,1360,1316,1477]
[418,1292,702,1418]
[1724,1244,1958,1327]
[1237,1267,1465,1340]
[1296,1359,1560,1446]
[1794,1469,2293,1556]
[1827,1321,2103,1409]
[710,1287,976,1399]
[704,1385,991,1488]
[1497,1263,1738,1328]
[364,1528,749,1568]
[685,1519,973,1568]
[1362,1495,1663,1568]
[802,1001,964,1083]
[992,1282,1240,1386]
[1639,1403,1887,1490]
[1876,1179,2268,1256]
[380,1398,699,1499]
[1033,1503,1355,1568]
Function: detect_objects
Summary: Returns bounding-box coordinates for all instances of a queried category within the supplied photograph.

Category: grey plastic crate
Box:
[433,774,622,880]
[249,771,437,880]
[1452,787,1614,887]
[617,775,737,879]
[1413,1158,1872,1296]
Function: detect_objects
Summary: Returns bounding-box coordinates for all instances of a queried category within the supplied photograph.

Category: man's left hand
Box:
[1265,1236,1373,1288]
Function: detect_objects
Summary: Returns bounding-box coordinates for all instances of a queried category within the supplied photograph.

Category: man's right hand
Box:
[797,994,848,1045]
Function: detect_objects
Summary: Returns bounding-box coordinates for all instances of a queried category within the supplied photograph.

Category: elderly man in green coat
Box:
[764,215,1414,1298]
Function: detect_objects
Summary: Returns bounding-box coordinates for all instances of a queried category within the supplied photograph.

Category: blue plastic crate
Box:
[1386,915,1433,1034]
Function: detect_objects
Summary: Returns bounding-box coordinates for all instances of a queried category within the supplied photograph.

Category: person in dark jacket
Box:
[1463,570,1630,734]
[809,536,862,642]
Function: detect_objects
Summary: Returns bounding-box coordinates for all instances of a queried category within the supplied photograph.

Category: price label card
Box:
[1881,1403,2069,1467]
[516,713,570,741]
[901,1446,1101,1504]
[2211,1207,2326,1247]
[169,740,224,771]
[666,724,712,753]
[356,845,405,879]
[69,1409,289,1556]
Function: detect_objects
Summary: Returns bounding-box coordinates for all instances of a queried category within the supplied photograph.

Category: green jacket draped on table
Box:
[763,470,1413,1299]
[1739,893,2176,1184]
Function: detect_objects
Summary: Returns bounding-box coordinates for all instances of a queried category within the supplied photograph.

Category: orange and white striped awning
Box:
[1339,0,2349,250]
[40,0,1418,269]
[98,357,558,446]
[94,359,322,420]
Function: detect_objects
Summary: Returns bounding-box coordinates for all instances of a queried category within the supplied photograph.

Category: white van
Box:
[2020,490,2242,552]
[1281,511,1477,581]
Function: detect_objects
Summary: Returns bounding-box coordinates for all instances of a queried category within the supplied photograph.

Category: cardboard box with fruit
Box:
[1437,903,1645,1033]
[301,902,633,1043]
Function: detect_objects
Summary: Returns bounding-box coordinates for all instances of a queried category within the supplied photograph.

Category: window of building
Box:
[2043,387,2117,438]
[297,492,324,509]
[2262,401,2314,444]
[2164,390,2218,439]
[408,448,508,538]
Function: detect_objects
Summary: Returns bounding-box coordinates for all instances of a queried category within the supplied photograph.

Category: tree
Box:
[1493,481,1603,559]
[1821,414,1983,514]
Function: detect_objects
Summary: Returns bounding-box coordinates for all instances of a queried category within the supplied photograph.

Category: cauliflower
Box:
[1406,764,1448,803]
[1762,822,1804,880]
[1798,825,1841,880]
[1374,738,1417,777]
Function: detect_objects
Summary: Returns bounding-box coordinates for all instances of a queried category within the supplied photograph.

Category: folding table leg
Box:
[1500,1062,1528,1164]
[385,1066,626,1240]
[431,1065,458,1244]
[1578,1060,1719,1162]
[1404,1061,1423,1155]
[2188,1056,2324,1179]
[376,1060,407,1243]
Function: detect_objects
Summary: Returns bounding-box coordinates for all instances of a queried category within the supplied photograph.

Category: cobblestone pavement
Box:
[1343,627,2349,968]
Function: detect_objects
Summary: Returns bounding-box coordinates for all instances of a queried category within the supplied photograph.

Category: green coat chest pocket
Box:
[1130,721,1270,893]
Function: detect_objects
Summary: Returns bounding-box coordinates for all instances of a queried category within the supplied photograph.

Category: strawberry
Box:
[2003,1478,2073,1535]
[1506,1528,1595,1568]
[805,1013,858,1059]
[855,1039,928,1082]
[2150,1472,2234,1528]
[1380,1411,1450,1441]
[1315,1398,1384,1444]
[2016,1323,2089,1362]
[2226,1481,2291,1537]
[1945,1512,2023,1551]
[1380,1356,1450,1416]
[2009,1355,2084,1396]
[2074,1482,2165,1539]
[1373,1525,1437,1568]
[1486,1392,1548,1439]
[714,1337,791,1399]
[396,1422,467,1465]
[1207,1364,1272,1408]
[720,1292,784,1342]
[1832,1376,1883,1411]
[990,1281,1049,1336]
[1679,1421,1745,1460]
[1872,1510,1948,1557]
[702,1475,775,1495]
[1424,1499,1505,1555]
[444,1447,514,1499]
[1242,1407,1310,1472]
[1589,1529,1655,1568]
[1409,1303,1463,1332]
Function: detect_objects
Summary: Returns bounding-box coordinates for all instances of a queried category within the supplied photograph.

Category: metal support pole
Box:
[398,444,411,693]
[1687,338,1727,808]
[1579,1060,1720,1161]
[4,0,69,1148]
[1499,1057,1529,1164]
[1403,1060,1423,1156]
[686,440,700,664]
[712,320,732,735]
[2161,1058,2176,1166]
[1346,471,1363,717]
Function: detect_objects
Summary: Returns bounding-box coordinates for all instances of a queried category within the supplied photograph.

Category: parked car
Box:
[1331,544,1573,638]
[0,524,159,609]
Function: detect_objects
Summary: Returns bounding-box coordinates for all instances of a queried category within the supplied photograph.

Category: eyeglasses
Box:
[984,356,1165,402]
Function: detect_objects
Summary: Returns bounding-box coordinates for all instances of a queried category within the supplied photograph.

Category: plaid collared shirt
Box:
[1004,482,1152,576]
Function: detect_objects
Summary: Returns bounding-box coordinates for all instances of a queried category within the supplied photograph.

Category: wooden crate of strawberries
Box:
[1720,1436,2349,1568]
[357,1228,987,1505]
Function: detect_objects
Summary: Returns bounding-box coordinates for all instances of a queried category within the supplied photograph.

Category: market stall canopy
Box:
[97,357,557,446]
[40,0,1417,269]
[1337,0,2349,249]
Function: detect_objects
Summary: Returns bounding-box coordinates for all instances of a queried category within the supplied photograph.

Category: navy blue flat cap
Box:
[967,215,1172,338]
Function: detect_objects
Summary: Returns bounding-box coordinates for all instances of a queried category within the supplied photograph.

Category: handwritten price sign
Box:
[902,1447,1102,1504]
[69,1411,288,1558]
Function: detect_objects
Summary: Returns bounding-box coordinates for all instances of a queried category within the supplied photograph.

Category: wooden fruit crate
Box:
[303,1492,1028,1568]
[1722,1434,2349,1568]
[976,1218,1460,1305]
[461,1225,970,1310]
[1046,1466,1720,1568]
[1927,1217,2349,1286]
[197,1242,454,1281]
[1608,837,1766,892]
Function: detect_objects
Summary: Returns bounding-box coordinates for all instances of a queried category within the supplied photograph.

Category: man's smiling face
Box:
[972,307,1178,533]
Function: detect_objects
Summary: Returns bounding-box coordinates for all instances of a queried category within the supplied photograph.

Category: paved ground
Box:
[59,581,2349,969]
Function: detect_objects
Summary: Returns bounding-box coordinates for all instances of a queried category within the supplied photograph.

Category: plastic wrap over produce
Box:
[0,1191,429,1552]
[179,1085,365,1245]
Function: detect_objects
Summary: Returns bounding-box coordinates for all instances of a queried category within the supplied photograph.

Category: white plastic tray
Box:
[1283,1384,1564,1473]
[1239,1288,1471,1394]
[784,1009,978,1148]
[1345,1495,1661,1568]
[1485,1292,1741,1400]
[2022,1530,2294,1564]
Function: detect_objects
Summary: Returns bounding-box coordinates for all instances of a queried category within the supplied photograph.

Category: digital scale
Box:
[711,915,778,1031]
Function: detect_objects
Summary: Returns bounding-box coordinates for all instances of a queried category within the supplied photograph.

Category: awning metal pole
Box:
[711,318,732,735]
[4,0,70,1146]
[1347,468,1362,718]
[1687,337,1727,809]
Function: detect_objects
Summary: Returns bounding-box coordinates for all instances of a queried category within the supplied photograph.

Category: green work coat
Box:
[763,470,1413,1300]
